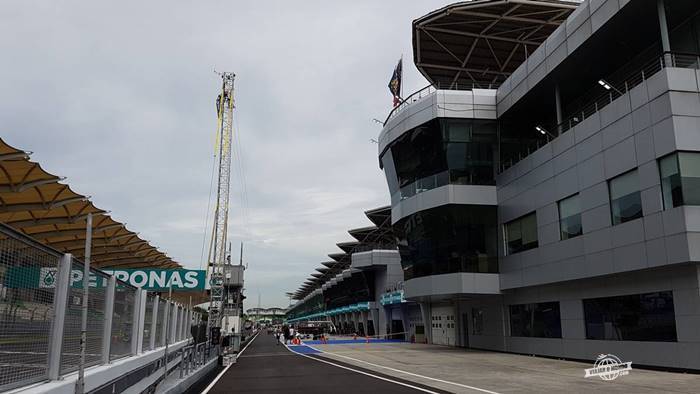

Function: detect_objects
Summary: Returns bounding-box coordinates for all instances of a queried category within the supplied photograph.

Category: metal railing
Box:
[499,51,700,173]
[0,223,200,392]
[383,81,501,126]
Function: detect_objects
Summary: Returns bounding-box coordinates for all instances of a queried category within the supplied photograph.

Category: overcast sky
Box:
[0,0,447,308]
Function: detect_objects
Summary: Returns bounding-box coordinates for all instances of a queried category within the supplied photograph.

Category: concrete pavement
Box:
[311,341,700,393]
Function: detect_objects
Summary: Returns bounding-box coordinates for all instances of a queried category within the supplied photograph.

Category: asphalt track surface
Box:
[194,333,450,394]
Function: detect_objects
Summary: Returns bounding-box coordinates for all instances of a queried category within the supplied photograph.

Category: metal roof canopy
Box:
[289,206,395,300]
[413,0,580,89]
[0,138,180,269]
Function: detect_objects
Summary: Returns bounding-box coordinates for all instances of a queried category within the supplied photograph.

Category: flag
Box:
[388,58,402,107]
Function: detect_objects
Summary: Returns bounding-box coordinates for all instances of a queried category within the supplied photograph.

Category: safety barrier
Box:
[0,223,201,392]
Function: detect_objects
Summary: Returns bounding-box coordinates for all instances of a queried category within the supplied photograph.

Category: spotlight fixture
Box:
[598,79,623,94]
[598,79,612,90]
[535,125,555,139]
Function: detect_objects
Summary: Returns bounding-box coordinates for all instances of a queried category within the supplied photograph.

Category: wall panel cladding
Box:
[497,68,700,289]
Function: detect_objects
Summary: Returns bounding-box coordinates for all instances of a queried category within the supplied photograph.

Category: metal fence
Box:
[0,226,61,391]
[142,294,155,352]
[0,224,199,392]
[60,261,111,374]
[155,298,167,348]
[110,286,135,361]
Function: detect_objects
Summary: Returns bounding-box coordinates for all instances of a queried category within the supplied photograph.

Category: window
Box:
[583,291,677,342]
[505,212,538,255]
[471,308,484,335]
[660,152,700,209]
[609,171,643,225]
[381,119,497,203]
[558,194,582,239]
[395,205,499,280]
[509,302,561,338]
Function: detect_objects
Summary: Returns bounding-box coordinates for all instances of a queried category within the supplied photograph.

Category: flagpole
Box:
[400,53,404,100]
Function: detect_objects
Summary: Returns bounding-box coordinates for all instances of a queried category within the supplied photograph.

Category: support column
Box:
[419,302,432,344]
[361,311,368,337]
[658,0,671,53]
[400,305,411,341]
[133,289,147,355]
[170,303,178,343]
[161,301,170,347]
[370,308,381,337]
[48,254,72,380]
[150,295,159,350]
[554,84,563,136]
[101,276,116,363]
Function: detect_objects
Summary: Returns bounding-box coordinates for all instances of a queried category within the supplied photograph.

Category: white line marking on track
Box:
[283,343,441,394]
[199,331,260,394]
[305,344,502,394]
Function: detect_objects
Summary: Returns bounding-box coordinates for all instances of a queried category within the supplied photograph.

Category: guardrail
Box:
[0,223,201,392]
[499,51,700,173]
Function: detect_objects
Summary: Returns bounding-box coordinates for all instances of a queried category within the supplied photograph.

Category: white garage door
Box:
[430,305,456,346]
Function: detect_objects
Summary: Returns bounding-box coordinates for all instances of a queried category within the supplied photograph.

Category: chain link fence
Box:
[0,226,61,391]
[156,298,167,348]
[110,285,135,361]
[0,224,199,391]
[142,295,155,351]
[60,262,111,374]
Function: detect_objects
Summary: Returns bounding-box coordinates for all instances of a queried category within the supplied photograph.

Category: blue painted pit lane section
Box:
[286,344,321,354]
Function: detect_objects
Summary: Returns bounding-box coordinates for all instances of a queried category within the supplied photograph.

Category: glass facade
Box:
[394,205,498,281]
[660,152,700,209]
[381,119,497,203]
[509,302,562,338]
[558,194,582,240]
[609,170,643,225]
[324,271,375,310]
[505,212,538,255]
[583,291,677,342]
[286,292,324,321]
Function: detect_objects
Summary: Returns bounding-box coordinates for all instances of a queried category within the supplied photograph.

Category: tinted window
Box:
[559,194,582,239]
[324,271,375,310]
[505,212,538,255]
[380,119,497,202]
[609,171,642,225]
[394,205,498,281]
[660,152,700,209]
[583,291,677,342]
[509,302,561,338]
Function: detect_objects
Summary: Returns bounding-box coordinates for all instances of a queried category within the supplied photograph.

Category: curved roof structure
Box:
[289,206,395,300]
[0,138,180,269]
[413,0,580,88]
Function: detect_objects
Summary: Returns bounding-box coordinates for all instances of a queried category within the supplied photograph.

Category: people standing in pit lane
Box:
[282,324,290,344]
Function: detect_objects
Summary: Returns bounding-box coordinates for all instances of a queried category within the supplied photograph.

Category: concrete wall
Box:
[391,184,497,224]
[497,0,632,115]
[496,68,700,290]
[456,264,700,369]
[404,272,501,299]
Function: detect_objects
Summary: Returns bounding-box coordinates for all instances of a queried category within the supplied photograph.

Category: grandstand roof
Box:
[0,138,181,269]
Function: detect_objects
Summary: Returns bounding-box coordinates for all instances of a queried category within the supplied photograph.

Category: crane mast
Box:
[207,72,238,338]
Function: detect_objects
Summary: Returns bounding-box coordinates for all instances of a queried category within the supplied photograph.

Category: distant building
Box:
[246,307,286,324]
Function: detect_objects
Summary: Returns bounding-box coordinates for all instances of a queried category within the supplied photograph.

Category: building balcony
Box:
[499,51,700,174]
